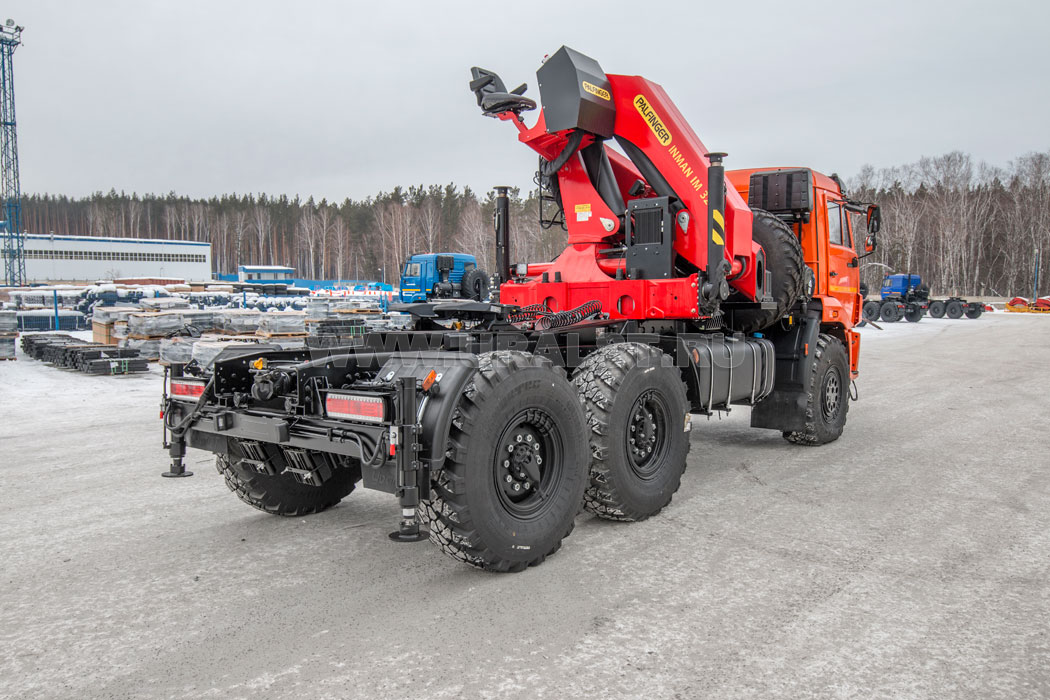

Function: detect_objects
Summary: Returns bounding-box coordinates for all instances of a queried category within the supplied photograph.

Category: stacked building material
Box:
[181,309,219,332]
[139,297,191,312]
[256,311,307,337]
[0,335,15,359]
[17,309,91,332]
[304,316,366,349]
[0,310,16,360]
[220,309,262,334]
[126,311,190,338]
[20,333,77,360]
[158,337,196,365]
[90,306,139,344]
[190,338,263,368]
[122,337,162,361]
[18,333,148,374]
[7,288,85,308]
[332,297,383,312]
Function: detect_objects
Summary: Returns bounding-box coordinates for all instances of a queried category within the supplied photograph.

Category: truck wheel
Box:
[783,334,850,446]
[904,306,924,322]
[216,450,359,517]
[725,209,804,334]
[572,343,691,522]
[461,268,490,301]
[928,300,946,318]
[862,300,881,322]
[965,306,983,319]
[946,301,964,319]
[419,351,588,572]
[879,301,901,322]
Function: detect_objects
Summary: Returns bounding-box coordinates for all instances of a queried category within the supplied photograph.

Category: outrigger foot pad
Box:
[161,458,194,478]
[389,528,428,543]
[389,515,428,542]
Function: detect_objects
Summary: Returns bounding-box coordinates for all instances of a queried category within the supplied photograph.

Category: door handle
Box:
[829,271,838,277]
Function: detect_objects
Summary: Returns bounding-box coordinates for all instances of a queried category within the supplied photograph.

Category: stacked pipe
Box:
[18,334,149,374]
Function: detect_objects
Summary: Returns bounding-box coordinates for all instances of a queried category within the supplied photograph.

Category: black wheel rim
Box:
[821,367,843,423]
[624,390,671,479]
[493,409,563,519]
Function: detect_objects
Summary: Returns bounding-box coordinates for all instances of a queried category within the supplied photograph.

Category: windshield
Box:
[403,263,421,277]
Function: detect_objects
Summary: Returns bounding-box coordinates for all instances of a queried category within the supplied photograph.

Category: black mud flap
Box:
[750,313,821,432]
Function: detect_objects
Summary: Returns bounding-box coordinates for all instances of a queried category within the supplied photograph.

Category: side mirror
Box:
[864,205,881,252]
[866,205,881,233]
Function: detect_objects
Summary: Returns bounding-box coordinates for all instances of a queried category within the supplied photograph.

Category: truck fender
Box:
[373,352,480,472]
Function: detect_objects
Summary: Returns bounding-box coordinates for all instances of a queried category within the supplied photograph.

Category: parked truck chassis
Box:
[160,47,880,571]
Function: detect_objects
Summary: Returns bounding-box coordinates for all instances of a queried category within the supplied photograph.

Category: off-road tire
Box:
[904,306,924,323]
[783,334,850,446]
[880,301,901,322]
[965,306,983,319]
[461,268,490,301]
[862,300,881,322]
[726,209,805,334]
[418,351,588,572]
[216,451,359,516]
[572,343,691,522]
[946,300,964,319]
[928,300,946,318]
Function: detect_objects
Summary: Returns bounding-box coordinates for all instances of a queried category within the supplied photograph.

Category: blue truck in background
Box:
[861,273,983,322]
[398,253,489,303]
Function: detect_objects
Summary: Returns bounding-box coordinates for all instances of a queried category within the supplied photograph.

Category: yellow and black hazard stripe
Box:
[711,209,725,246]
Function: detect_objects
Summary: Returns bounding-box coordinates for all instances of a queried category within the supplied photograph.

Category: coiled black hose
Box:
[534,300,603,330]
[507,303,551,323]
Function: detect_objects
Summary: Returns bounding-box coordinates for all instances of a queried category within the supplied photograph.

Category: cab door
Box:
[824,195,860,324]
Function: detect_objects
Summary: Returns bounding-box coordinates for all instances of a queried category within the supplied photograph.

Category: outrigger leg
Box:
[161,434,193,478]
[389,377,428,542]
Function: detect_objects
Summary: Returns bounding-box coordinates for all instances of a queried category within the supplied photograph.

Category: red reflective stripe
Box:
[171,380,205,398]
[325,395,385,421]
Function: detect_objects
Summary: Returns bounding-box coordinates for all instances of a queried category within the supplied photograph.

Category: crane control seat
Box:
[469,68,536,116]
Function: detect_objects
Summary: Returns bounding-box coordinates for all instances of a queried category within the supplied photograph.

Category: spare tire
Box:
[461,268,490,301]
[726,209,804,333]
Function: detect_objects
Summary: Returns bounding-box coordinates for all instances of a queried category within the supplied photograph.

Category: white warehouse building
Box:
[8,233,213,283]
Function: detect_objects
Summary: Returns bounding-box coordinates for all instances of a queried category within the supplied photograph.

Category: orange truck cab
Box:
[727,168,878,377]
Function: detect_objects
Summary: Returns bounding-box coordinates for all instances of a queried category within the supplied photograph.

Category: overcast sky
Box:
[6,0,1049,201]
